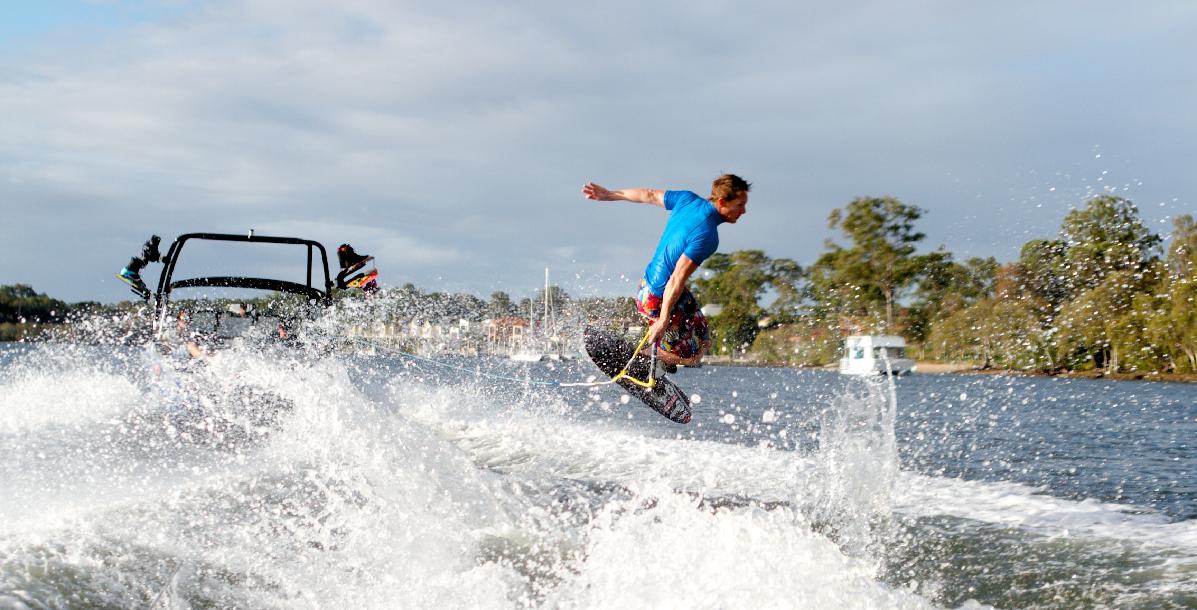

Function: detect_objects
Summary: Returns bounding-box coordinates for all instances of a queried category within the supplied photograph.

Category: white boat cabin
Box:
[839,335,916,375]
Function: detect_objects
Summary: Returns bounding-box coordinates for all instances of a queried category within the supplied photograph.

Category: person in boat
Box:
[117,235,163,295]
[171,309,206,361]
[581,174,750,372]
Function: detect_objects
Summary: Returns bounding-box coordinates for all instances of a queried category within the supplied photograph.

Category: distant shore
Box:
[929,364,1197,384]
[701,356,1197,383]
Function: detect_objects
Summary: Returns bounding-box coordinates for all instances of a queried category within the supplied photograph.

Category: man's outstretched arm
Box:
[582,182,665,207]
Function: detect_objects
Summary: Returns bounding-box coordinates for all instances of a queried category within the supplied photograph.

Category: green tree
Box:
[910,252,998,343]
[928,298,1050,370]
[692,250,780,356]
[575,296,638,329]
[807,246,877,323]
[809,196,930,332]
[766,257,805,322]
[1059,195,1161,295]
[1153,274,1197,372]
[1151,214,1197,368]
[0,284,69,324]
[446,293,488,321]
[384,282,425,318]
[750,316,841,366]
[1054,266,1161,372]
[1038,197,1163,371]
[488,291,517,318]
[1013,239,1070,311]
[693,251,773,314]
[531,285,572,326]
[1167,214,1197,278]
[710,300,761,357]
[1114,292,1170,373]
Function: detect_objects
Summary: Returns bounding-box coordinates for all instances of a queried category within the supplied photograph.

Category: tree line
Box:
[692,194,1197,374]
[0,284,112,340]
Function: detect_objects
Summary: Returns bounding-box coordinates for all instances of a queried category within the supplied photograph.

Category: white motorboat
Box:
[838,335,915,375]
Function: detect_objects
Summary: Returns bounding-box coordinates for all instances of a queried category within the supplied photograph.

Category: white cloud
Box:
[2,0,1195,301]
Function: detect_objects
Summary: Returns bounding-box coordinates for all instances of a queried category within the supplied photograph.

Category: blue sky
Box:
[0,1,184,48]
[2,2,119,40]
[2,0,1195,303]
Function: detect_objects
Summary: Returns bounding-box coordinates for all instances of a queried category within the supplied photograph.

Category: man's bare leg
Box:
[656,346,704,368]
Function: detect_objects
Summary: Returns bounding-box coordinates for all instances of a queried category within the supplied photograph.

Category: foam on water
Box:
[0,343,934,609]
[392,379,821,502]
[1,344,530,608]
[3,341,1194,608]
[546,489,931,609]
[0,364,137,434]
[389,375,944,607]
[898,472,1197,551]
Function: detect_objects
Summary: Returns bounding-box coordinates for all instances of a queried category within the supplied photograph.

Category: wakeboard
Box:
[583,326,692,424]
[115,273,151,300]
[340,256,374,276]
[344,269,379,289]
[337,254,378,290]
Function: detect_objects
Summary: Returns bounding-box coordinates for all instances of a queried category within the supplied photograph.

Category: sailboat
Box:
[508,294,545,362]
[509,268,569,362]
[508,348,546,363]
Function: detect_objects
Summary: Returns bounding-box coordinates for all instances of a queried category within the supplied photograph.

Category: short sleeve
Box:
[663,190,703,212]
[663,190,683,211]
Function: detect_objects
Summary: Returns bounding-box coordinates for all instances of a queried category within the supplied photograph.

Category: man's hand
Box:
[646,315,669,349]
[582,182,615,201]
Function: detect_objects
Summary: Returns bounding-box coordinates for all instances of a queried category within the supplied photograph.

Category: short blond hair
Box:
[710,174,751,202]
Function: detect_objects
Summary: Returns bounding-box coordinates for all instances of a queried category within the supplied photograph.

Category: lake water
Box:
[1,340,1194,609]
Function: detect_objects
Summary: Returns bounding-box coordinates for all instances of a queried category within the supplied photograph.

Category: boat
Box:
[508,267,571,361]
[151,231,335,342]
[838,335,915,375]
[133,231,343,446]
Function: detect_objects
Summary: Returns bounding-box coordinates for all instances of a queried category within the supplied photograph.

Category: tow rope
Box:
[345,329,658,390]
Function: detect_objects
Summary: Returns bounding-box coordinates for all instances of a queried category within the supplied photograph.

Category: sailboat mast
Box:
[544,267,551,332]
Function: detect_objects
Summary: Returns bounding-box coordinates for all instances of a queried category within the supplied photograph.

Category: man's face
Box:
[718,193,749,223]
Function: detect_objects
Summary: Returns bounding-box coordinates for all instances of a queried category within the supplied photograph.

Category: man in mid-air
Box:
[581,174,750,372]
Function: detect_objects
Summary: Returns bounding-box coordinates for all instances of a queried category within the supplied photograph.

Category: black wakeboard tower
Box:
[153,232,334,329]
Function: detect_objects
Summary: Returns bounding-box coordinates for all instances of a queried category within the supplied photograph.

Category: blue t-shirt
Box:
[642,190,723,296]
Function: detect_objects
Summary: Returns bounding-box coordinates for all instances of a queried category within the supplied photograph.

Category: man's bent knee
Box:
[657,345,706,367]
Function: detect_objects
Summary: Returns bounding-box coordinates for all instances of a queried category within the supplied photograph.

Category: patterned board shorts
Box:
[635,280,711,359]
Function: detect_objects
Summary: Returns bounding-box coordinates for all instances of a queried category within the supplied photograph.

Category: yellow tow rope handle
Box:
[612,329,656,389]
